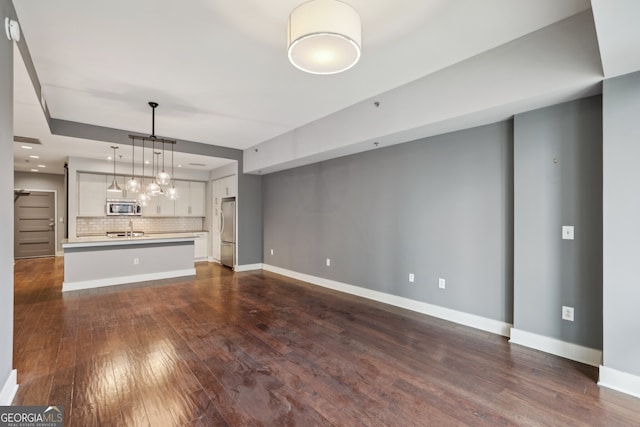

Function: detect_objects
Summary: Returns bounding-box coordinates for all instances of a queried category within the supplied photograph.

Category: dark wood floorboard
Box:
[12,257,640,426]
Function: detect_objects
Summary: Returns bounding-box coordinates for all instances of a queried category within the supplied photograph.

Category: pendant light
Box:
[145,102,162,197]
[107,146,122,193]
[125,137,140,193]
[155,152,165,195]
[145,139,161,197]
[128,101,176,201]
[156,140,171,186]
[165,142,178,200]
[136,140,151,207]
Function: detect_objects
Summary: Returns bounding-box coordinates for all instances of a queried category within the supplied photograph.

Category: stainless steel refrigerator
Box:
[220,198,235,268]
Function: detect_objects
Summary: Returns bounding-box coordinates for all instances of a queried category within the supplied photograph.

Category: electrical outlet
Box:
[270,249,274,255]
[409,273,415,283]
[562,305,574,321]
[326,258,331,266]
[562,226,574,240]
[133,258,140,265]
[438,278,446,289]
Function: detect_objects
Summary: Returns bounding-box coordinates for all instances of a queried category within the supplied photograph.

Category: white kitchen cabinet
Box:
[224,175,237,198]
[189,181,205,216]
[213,178,223,207]
[78,173,107,216]
[212,175,236,206]
[211,231,220,262]
[193,231,209,260]
[142,192,175,217]
[174,180,205,217]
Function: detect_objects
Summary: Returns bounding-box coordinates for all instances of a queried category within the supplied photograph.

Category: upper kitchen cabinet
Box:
[141,193,175,217]
[174,181,206,217]
[213,175,236,206]
[77,173,107,216]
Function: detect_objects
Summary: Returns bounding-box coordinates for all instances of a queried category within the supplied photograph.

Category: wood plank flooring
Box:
[12,257,640,426]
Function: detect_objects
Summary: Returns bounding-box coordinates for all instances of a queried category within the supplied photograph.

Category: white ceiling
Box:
[13,48,234,174]
[10,0,640,175]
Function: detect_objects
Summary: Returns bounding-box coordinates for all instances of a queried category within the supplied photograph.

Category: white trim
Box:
[0,369,18,405]
[262,264,511,337]
[234,263,264,272]
[55,251,64,257]
[599,365,640,399]
[62,268,196,292]
[509,328,602,367]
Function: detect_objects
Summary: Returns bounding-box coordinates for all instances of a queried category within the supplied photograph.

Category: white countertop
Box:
[62,232,199,249]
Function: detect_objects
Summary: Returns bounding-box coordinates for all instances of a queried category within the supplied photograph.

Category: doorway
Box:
[14,190,56,259]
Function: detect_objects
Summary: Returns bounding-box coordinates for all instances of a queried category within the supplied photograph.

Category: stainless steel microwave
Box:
[106,199,142,216]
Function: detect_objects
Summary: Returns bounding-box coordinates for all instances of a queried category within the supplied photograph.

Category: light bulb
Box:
[165,186,178,200]
[145,181,161,196]
[156,171,171,186]
[137,192,151,207]
[126,178,140,193]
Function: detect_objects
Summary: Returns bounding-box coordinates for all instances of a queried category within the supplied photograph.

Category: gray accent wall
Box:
[14,172,66,254]
[602,71,640,376]
[0,0,16,399]
[263,121,514,323]
[513,96,603,349]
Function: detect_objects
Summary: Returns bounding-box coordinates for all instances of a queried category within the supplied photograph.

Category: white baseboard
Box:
[599,365,640,398]
[262,264,512,337]
[509,328,602,367]
[235,263,264,272]
[0,369,18,405]
[62,268,196,292]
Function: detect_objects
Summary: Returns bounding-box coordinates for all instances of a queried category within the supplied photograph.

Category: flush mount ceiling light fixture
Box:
[287,0,361,75]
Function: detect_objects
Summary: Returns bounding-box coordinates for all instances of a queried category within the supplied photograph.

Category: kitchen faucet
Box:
[128,219,134,238]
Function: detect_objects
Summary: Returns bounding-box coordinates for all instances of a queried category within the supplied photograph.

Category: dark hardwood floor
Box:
[12,257,640,426]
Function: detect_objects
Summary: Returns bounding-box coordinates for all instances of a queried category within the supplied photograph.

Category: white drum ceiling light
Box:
[287,0,361,75]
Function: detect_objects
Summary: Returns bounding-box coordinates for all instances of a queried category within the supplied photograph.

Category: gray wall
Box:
[602,71,640,376]
[513,96,603,350]
[263,121,514,322]
[0,0,16,400]
[14,171,66,254]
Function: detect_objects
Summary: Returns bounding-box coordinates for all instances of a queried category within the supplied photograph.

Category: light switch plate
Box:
[562,226,574,240]
[438,278,446,289]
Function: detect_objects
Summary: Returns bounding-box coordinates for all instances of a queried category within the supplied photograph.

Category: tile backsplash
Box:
[77,217,204,236]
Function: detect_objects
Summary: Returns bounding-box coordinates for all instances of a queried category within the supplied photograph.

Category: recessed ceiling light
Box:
[30,169,38,172]
[145,160,150,164]
[37,164,46,168]
[178,164,182,168]
[21,145,33,150]
[29,155,39,159]
[107,156,113,160]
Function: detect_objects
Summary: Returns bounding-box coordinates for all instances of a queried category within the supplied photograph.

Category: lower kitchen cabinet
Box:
[194,231,209,260]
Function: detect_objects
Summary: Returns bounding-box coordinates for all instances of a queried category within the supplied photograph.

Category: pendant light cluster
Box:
[124,102,178,207]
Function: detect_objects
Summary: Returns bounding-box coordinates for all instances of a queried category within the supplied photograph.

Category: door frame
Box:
[13,188,59,257]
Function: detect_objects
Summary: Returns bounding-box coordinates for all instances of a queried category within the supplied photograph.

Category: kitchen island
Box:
[62,233,197,292]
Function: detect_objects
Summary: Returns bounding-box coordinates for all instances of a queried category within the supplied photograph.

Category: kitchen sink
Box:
[106,231,145,238]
